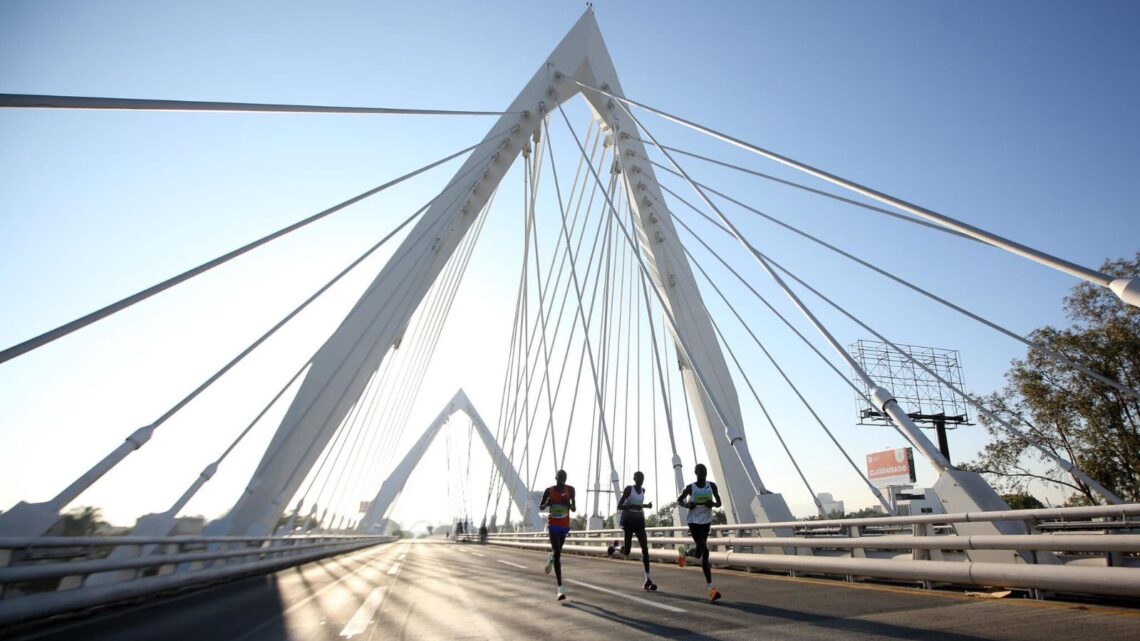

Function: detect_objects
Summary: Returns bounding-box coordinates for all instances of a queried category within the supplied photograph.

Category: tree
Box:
[645,502,676,528]
[59,506,106,536]
[962,254,1140,504]
[844,506,885,519]
[1002,492,1046,510]
[426,525,434,536]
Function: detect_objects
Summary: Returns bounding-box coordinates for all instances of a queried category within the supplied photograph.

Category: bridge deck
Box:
[11,540,1139,640]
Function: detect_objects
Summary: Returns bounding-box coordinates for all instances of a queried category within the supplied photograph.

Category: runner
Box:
[675,463,722,602]
[539,469,576,601]
[614,471,657,591]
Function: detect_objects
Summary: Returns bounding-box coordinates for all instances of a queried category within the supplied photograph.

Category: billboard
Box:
[866,447,916,487]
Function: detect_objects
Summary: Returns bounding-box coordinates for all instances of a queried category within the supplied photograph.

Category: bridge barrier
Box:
[0,533,395,627]
[486,503,1140,599]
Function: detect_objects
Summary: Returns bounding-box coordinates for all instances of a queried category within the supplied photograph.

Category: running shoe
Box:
[544,552,554,575]
[708,587,722,603]
[675,544,687,568]
[643,579,658,592]
[557,585,566,601]
[606,543,616,558]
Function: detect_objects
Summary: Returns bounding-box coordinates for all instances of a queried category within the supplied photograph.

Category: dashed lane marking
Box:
[338,587,386,638]
[564,579,687,613]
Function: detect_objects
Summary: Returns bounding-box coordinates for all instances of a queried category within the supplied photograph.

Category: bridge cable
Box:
[253,148,498,529]
[523,140,562,472]
[671,178,1123,505]
[541,113,624,504]
[247,163,489,532]
[368,185,497,523]
[610,93,956,476]
[626,136,975,242]
[0,92,519,116]
[0,137,503,365]
[709,318,829,517]
[488,183,535,526]
[669,209,891,512]
[612,168,687,500]
[557,101,773,498]
[525,130,615,477]
[42,164,480,515]
[755,249,1127,505]
[533,121,605,479]
[648,172,1140,402]
[568,77,1127,294]
[360,190,496,529]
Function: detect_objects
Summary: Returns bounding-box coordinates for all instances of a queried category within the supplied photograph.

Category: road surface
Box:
[9,539,1139,640]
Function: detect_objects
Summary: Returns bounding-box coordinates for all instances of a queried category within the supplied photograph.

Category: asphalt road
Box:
[9,539,1140,640]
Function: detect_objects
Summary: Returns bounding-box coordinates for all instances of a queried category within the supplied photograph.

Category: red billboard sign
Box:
[866,447,916,487]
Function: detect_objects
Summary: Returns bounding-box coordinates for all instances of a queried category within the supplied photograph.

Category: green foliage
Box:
[645,502,676,527]
[1001,492,1046,510]
[844,506,885,519]
[274,512,320,532]
[962,254,1140,504]
[59,506,106,536]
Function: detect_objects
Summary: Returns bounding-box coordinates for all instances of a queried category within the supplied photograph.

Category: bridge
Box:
[1,6,1139,640]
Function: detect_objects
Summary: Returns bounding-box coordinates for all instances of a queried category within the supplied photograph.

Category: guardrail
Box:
[486,504,1140,599]
[0,533,395,627]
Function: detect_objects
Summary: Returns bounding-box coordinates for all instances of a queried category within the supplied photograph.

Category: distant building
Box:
[94,523,130,537]
[817,493,845,516]
[893,488,942,516]
[171,516,206,536]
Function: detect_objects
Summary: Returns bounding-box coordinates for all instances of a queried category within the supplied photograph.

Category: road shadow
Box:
[562,601,720,640]
[5,546,394,641]
[651,590,995,641]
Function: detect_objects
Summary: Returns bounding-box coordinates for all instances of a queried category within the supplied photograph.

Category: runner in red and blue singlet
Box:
[539,469,576,601]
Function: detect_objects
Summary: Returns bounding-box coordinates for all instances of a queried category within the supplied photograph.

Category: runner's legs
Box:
[688,523,712,584]
[549,529,567,585]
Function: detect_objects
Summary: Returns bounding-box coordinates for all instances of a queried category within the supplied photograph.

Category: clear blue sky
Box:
[2,1,1138,528]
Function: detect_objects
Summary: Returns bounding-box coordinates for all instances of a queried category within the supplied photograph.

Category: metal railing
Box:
[486,504,1140,599]
[0,533,394,627]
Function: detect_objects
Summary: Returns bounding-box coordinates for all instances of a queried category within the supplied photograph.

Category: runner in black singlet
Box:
[615,470,656,591]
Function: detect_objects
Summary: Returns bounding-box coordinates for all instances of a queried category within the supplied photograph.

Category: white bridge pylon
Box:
[360,390,542,533]
[214,9,1036,560]
[219,9,791,539]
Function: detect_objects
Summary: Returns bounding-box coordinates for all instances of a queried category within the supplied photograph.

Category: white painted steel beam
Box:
[359,390,542,533]
[220,9,779,536]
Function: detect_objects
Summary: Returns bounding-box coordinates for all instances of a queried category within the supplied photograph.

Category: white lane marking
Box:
[338,587,386,638]
[388,562,401,575]
[471,552,486,558]
[564,579,687,613]
[230,545,402,641]
[436,561,502,640]
[497,559,526,569]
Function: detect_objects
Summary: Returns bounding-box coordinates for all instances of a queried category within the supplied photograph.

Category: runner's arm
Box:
[538,488,551,510]
[616,486,632,511]
[676,485,694,510]
[710,482,723,508]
